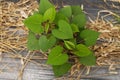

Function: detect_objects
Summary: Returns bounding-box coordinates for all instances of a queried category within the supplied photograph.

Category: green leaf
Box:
[39,35,56,52]
[33,11,39,15]
[71,24,79,33]
[52,63,72,77]
[79,53,96,66]
[59,6,72,18]
[54,13,69,24]
[47,46,68,65]
[71,5,82,16]
[43,7,56,22]
[72,13,86,28]
[39,0,54,14]
[24,14,44,33]
[27,31,40,50]
[52,20,73,39]
[44,23,49,34]
[74,44,91,57]
[80,30,100,46]
[64,41,75,50]
[116,18,120,23]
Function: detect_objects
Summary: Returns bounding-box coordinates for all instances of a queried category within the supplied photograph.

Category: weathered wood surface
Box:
[0,54,120,80]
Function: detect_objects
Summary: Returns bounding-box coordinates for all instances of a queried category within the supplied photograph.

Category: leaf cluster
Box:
[24,0,100,77]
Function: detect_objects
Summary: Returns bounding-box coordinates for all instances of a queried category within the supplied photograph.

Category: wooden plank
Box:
[0,53,120,80]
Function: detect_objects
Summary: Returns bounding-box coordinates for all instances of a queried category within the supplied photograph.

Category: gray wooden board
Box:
[0,53,120,80]
[52,0,120,21]
[5,0,120,22]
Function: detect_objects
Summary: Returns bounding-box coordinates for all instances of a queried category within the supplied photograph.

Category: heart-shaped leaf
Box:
[72,13,86,28]
[71,5,82,16]
[79,53,96,66]
[54,13,69,24]
[59,6,72,18]
[52,20,73,39]
[52,63,72,77]
[24,14,44,33]
[39,0,54,14]
[43,7,56,22]
[39,35,56,52]
[80,30,100,46]
[64,41,75,50]
[47,46,68,65]
[27,31,40,50]
[74,44,91,57]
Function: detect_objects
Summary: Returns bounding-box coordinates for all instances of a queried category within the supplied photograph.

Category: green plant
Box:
[24,0,100,77]
[115,14,120,24]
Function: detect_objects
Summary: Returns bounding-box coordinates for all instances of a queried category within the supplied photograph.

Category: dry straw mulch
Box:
[0,0,120,79]
[87,20,120,67]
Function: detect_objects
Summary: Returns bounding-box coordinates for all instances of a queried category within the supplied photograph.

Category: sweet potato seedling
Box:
[24,0,100,77]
